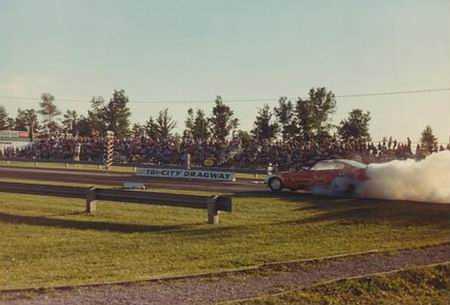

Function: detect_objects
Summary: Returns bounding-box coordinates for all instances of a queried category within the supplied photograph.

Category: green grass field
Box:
[0,183,449,290]
[231,263,450,305]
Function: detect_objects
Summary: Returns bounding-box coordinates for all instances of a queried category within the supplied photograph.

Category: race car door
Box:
[310,160,345,187]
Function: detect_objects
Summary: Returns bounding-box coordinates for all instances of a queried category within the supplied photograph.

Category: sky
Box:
[1,0,449,144]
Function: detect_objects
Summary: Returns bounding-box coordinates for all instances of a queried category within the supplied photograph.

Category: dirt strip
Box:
[2,243,449,305]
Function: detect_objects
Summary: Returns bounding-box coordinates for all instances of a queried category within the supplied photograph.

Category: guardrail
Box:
[0,181,232,224]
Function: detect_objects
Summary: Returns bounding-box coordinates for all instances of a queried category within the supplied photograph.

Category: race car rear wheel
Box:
[268,177,283,192]
[331,176,357,196]
[346,183,356,194]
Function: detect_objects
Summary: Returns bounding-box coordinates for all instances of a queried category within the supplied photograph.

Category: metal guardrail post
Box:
[207,196,220,225]
[86,187,97,215]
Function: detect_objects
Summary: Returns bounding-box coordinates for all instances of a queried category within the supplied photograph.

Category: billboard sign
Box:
[136,167,235,182]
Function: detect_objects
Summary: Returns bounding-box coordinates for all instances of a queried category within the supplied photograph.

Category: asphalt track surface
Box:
[0,167,265,193]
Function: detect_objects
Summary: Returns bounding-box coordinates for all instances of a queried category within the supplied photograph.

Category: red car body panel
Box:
[276,160,368,191]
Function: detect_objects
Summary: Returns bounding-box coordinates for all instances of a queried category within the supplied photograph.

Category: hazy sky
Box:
[1,0,449,143]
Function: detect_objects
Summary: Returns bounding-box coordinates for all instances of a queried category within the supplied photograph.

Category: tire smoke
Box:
[357,151,450,203]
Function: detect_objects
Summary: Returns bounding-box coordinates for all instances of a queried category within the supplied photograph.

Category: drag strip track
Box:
[0,167,264,193]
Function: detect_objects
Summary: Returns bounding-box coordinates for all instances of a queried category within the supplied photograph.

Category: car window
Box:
[311,160,345,171]
[337,159,367,169]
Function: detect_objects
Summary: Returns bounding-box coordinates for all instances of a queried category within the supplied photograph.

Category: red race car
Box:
[266,159,368,193]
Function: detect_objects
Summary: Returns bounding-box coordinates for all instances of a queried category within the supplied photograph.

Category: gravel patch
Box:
[2,243,449,305]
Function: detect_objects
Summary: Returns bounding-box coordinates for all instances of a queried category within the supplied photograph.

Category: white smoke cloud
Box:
[358,151,450,203]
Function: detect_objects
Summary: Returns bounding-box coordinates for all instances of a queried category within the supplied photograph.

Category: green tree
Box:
[294,87,336,144]
[155,108,176,141]
[15,108,39,140]
[6,117,15,129]
[15,109,30,131]
[192,109,210,143]
[185,108,210,143]
[295,97,315,143]
[420,125,438,153]
[145,117,159,141]
[338,109,371,143]
[274,97,296,142]
[237,130,252,150]
[131,123,144,137]
[185,108,195,133]
[209,96,239,143]
[38,93,61,133]
[62,110,79,136]
[251,104,279,143]
[100,90,131,137]
[76,115,93,137]
[0,106,10,130]
[87,96,106,136]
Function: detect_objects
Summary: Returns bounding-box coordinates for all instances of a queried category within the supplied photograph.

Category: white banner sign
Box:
[136,167,236,182]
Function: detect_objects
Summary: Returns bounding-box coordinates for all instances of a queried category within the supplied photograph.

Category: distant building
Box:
[0,130,32,153]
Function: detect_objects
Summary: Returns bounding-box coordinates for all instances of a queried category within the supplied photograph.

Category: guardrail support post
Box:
[86,187,97,215]
[207,197,219,224]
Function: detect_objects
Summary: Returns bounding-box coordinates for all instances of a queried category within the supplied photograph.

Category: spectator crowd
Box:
[1,134,449,169]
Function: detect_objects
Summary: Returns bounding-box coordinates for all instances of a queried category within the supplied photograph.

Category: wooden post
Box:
[207,197,219,224]
[86,187,97,215]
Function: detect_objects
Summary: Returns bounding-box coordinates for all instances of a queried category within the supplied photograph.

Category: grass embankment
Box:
[0,160,264,180]
[231,263,450,305]
[0,183,449,290]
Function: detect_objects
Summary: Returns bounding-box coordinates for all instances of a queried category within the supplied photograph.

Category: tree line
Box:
[0,87,440,150]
